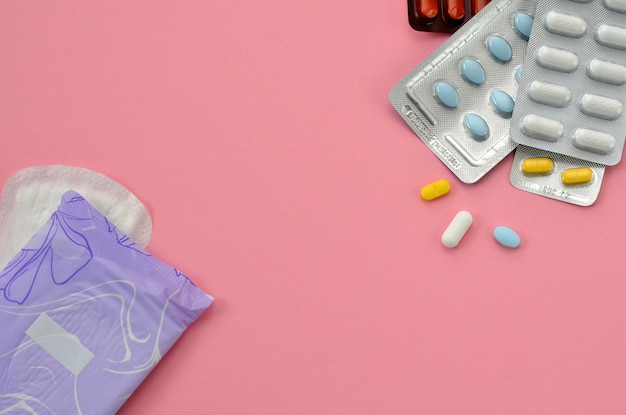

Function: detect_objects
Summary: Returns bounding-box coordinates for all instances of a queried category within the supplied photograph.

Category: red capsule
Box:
[415,0,439,22]
[444,0,465,22]
[472,0,490,14]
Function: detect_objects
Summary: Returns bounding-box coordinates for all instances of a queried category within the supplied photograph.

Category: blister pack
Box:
[511,0,626,166]
[510,145,605,206]
[391,0,535,183]
[408,0,492,32]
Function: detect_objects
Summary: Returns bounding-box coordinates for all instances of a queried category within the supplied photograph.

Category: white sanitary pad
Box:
[0,165,153,270]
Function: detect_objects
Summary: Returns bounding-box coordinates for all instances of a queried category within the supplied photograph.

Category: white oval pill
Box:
[579,94,623,120]
[544,11,587,38]
[596,24,626,50]
[587,59,626,85]
[442,211,473,248]
[521,114,565,142]
[528,81,571,107]
[536,46,579,73]
[604,0,626,14]
[572,129,616,154]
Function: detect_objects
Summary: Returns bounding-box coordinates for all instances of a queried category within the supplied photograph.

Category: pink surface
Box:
[2,1,626,414]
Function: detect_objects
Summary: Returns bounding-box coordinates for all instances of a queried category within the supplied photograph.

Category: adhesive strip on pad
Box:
[0,165,153,270]
[25,313,95,376]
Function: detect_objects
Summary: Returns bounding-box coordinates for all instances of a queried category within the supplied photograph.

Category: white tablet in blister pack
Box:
[511,0,626,166]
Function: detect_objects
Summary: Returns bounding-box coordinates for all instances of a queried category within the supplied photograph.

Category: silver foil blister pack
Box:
[511,0,626,166]
[510,145,605,206]
[390,0,535,183]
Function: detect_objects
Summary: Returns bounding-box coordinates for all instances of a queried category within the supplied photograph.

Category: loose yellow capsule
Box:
[522,157,554,174]
[421,179,450,201]
[561,167,593,185]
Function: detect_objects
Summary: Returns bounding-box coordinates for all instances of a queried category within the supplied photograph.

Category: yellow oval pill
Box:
[522,157,554,174]
[421,179,451,201]
[561,167,593,185]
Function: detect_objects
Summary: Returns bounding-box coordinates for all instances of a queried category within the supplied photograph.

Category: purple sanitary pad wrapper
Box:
[0,190,213,414]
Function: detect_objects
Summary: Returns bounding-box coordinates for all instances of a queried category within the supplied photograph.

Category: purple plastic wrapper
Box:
[0,190,213,414]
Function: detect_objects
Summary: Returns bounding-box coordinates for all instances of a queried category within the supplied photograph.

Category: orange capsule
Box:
[472,0,490,14]
[416,0,439,21]
[444,0,465,22]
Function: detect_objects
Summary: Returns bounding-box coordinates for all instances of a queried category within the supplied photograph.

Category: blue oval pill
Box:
[490,90,515,118]
[486,36,513,63]
[513,13,534,41]
[463,113,490,141]
[460,58,486,85]
[515,66,523,84]
[433,82,460,108]
[494,226,521,248]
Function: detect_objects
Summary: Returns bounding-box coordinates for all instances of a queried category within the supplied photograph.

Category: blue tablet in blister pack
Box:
[390,0,535,183]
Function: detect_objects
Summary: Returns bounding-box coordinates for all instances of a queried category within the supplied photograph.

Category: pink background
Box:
[2,1,626,414]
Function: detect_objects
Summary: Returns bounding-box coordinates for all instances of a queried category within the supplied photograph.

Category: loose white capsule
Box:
[442,211,473,248]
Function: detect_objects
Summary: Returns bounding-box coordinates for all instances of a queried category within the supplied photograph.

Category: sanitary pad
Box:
[0,190,212,414]
[0,166,153,271]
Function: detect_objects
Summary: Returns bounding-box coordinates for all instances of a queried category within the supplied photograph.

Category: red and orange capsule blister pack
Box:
[408,0,491,32]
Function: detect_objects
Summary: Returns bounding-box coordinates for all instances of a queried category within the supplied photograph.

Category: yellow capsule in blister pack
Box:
[420,179,451,201]
[522,157,554,174]
[561,167,593,185]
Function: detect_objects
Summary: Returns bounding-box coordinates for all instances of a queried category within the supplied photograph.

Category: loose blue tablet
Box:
[494,226,521,248]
